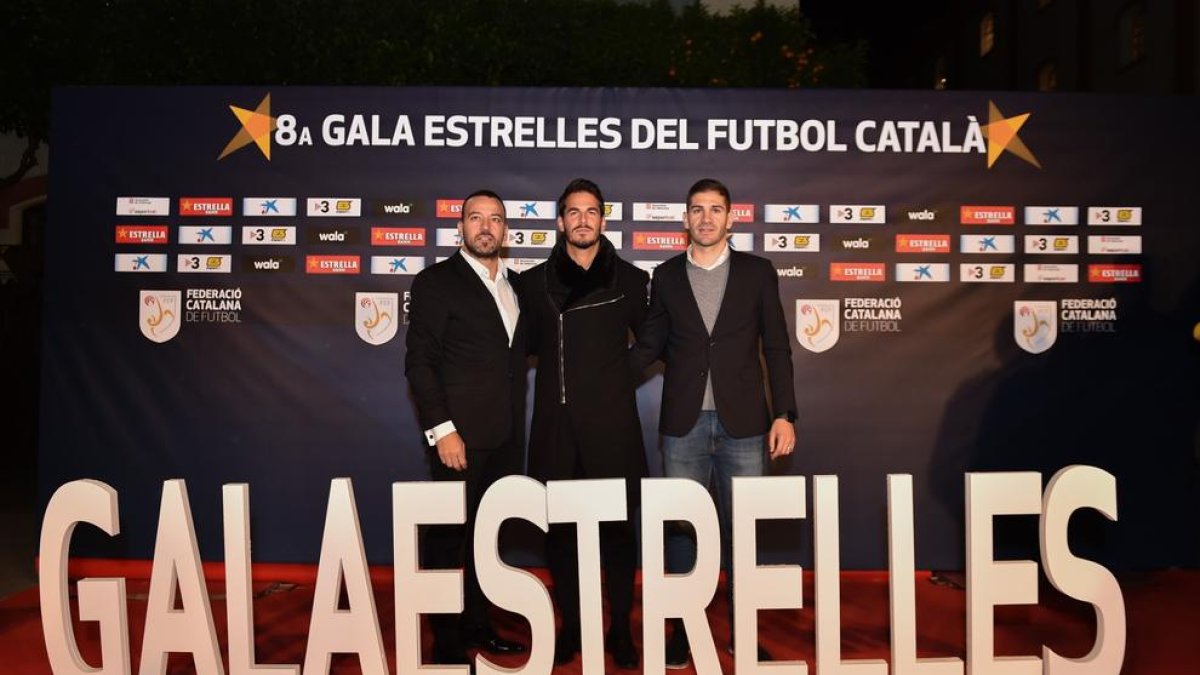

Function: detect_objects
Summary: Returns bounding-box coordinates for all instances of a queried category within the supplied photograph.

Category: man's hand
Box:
[436,432,467,471]
[767,418,796,460]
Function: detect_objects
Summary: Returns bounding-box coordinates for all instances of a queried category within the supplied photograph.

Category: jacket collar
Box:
[547,235,618,309]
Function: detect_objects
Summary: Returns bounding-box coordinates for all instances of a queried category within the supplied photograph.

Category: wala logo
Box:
[796,300,839,353]
[241,256,295,273]
[307,228,362,244]
[1014,301,1057,354]
[356,292,399,345]
[374,201,423,217]
[179,198,233,217]
[633,232,687,251]
[140,290,181,343]
[371,227,426,246]
[116,225,169,244]
[901,208,940,222]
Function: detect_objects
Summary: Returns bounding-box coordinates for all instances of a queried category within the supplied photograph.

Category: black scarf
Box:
[548,235,616,311]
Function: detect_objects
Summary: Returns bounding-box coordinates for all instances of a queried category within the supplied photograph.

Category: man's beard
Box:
[567,227,599,249]
[466,235,501,259]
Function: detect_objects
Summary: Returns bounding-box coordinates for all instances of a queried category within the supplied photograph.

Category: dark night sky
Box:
[802,0,955,89]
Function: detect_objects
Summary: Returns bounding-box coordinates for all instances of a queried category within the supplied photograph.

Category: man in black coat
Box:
[520,178,648,669]
[631,178,797,667]
[404,189,528,666]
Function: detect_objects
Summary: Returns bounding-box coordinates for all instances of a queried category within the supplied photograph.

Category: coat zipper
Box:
[557,294,625,404]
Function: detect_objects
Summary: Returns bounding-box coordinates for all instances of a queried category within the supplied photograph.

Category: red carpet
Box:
[2,567,1198,673]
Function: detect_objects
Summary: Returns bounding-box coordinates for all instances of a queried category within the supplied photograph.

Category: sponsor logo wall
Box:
[43,87,1200,570]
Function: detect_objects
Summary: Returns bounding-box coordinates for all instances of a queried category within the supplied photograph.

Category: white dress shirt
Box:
[686,240,731,271]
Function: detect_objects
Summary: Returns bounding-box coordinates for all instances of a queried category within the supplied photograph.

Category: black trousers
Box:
[545,420,638,638]
[424,439,521,651]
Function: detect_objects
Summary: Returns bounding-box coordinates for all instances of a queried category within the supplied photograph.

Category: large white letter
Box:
[888,474,962,675]
[814,475,886,675]
[394,480,465,675]
[223,484,299,675]
[139,480,224,675]
[478,476,555,675]
[1040,465,1124,675]
[732,475,807,675]
[546,479,626,675]
[641,478,721,675]
[966,472,1042,675]
[40,479,130,675]
[303,479,387,675]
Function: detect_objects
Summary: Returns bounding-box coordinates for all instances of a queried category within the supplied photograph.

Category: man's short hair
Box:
[557,178,605,217]
[686,178,731,209]
[461,189,506,222]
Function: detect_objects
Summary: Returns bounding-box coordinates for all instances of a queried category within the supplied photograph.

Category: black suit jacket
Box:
[631,249,796,438]
[404,252,527,450]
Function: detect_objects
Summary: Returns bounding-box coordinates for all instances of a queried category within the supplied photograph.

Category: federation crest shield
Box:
[795,299,839,353]
[356,292,399,345]
[1014,300,1057,354]
[139,290,181,343]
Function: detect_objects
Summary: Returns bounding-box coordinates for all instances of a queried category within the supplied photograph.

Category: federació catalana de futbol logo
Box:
[219,93,1039,169]
[140,290,181,343]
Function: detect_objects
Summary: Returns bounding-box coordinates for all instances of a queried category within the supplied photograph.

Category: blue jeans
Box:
[662,410,765,577]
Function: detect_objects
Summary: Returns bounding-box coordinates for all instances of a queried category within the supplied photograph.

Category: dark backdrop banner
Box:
[41,87,1200,570]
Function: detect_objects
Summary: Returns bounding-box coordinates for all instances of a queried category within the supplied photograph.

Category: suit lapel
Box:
[674,256,710,333]
[452,252,510,343]
[710,250,745,336]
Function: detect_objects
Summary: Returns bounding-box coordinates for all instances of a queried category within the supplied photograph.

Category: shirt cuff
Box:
[424,420,457,446]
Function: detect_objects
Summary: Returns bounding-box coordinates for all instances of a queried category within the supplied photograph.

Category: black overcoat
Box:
[520,237,649,491]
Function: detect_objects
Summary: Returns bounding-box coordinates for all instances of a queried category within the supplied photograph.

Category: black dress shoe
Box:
[554,633,580,665]
[605,628,639,670]
[466,628,527,654]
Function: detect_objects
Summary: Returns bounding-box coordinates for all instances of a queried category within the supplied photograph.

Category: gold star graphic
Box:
[219,94,276,160]
[981,100,1040,169]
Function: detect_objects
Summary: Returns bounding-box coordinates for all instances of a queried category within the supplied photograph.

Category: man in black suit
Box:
[631,178,797,667]
[520,178,648,669]
[405,189,528,666]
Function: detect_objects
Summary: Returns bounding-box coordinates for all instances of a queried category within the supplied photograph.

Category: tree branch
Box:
[1,136,42,187]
